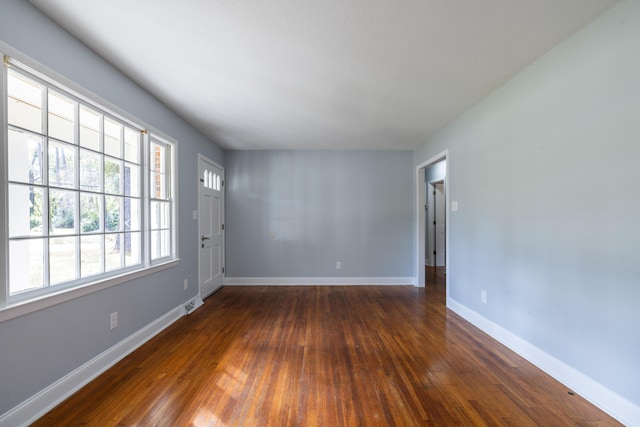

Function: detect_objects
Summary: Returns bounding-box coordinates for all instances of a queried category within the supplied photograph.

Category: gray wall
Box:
[0,0,223,414]
[225,150,413,278]
[424,160,446,184]
[414,0,640,407]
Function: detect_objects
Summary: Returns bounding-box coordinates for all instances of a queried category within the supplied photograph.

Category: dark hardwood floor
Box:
[33,268,621,426]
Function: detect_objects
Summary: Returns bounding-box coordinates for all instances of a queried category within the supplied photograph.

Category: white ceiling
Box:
[29,0,618,150]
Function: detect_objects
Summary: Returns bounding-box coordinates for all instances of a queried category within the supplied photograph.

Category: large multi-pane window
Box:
[2,54,176,306]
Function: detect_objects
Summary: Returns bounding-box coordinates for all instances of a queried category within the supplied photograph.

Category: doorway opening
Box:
[416,151,448,303]
[425,161,446,268]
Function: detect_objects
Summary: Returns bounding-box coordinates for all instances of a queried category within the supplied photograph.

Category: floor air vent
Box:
[184,296,204,315]
[184,301,195,313]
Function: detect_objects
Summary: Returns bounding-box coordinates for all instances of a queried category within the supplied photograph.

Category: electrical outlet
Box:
[110,312,118,330]
[481,291,487,304]
[184,279,188,290]
[336,261,342,269]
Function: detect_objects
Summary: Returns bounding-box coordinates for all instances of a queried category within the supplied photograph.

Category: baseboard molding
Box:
[447,297,640,427]
[225,277,416,286]
[0,304,186,427]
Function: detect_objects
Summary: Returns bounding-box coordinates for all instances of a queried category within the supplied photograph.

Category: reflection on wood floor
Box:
[34,271,620,426]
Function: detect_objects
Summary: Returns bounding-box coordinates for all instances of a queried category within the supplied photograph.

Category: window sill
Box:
[0,259,180,323]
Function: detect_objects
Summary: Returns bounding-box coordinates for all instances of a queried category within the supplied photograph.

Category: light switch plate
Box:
[110,312,118,330]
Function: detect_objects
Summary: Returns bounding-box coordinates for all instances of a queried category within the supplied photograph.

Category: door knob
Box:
[201,236,210,241]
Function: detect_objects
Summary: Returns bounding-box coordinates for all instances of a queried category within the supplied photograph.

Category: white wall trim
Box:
[0,304,187,427]
[225,277,416,286]
[447,298,640,427]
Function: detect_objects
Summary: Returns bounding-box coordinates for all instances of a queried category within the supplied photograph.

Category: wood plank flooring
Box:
[33,268,621,426]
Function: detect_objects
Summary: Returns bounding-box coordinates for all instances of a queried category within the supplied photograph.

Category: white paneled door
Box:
[198,155,224,299]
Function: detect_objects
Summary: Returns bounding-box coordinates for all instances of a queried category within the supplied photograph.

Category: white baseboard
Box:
[0,304,186,427]
[447,297,640,427]
[225,277,416,286]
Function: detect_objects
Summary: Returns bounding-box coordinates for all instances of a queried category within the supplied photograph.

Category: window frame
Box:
[148,135,177,265]
[0,46,179,322]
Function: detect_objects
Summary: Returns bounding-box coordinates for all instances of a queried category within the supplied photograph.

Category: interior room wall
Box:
[414,0,640,414]
[0,0,223,416]
[424,160,446,184]
[225,150,413,279]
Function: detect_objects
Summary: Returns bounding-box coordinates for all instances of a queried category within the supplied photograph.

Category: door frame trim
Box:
[416,150,449,299]
[197,154,225,298]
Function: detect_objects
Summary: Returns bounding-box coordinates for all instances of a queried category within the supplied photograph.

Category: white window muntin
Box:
[5,64,145,302]
[1,52,176,308]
